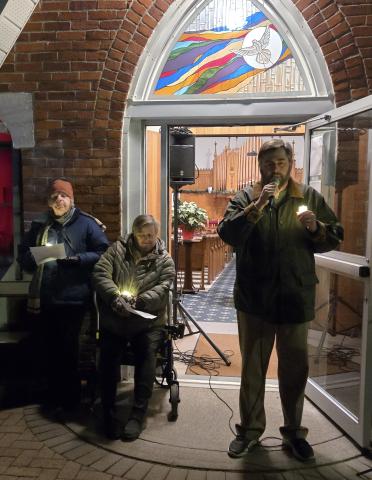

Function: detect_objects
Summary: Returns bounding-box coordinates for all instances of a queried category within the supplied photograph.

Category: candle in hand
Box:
[297,205,307,215]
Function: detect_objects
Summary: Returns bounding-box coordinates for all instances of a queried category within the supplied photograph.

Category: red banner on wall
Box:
[0,143,13,257]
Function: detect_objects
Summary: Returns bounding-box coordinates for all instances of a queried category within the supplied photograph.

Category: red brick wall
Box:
[293,0,372,104]
[0,0,371,238]
[0,0,172,239]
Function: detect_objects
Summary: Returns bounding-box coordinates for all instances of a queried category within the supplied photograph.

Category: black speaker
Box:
[169,144,195,184]
[169,127,195,185]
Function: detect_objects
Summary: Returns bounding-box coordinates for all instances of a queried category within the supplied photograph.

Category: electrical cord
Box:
[173,340,237,436]
[174,333,285,449]
[174,337,350,451]
[310,335,360,372]
[327,341,359,364]
[172,340,234,376]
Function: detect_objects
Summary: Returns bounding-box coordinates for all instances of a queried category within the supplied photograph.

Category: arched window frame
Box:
[123,0,335,236]
[130,0,333,104]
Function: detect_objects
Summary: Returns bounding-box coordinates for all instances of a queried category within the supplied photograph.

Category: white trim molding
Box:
[0,0,40,69]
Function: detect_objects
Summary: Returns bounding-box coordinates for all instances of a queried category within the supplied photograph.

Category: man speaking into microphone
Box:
[218,139,343,462]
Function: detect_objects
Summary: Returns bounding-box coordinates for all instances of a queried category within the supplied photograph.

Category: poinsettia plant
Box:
[176,201,208,231]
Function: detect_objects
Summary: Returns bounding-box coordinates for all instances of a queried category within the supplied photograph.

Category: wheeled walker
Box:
[81,292,183,421]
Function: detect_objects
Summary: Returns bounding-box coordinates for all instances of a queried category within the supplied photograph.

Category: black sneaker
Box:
[121,417,143,441]
[103,414,122,440]
[283,438,314,462]
[228,435,258,458]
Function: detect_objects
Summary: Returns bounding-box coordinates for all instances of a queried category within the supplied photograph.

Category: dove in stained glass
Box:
[235,26,272,65]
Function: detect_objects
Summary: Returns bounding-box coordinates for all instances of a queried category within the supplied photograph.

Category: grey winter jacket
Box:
[92,234,175,337]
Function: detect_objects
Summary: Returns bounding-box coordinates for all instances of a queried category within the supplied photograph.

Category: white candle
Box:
[120,290,133,299]
[297,205,307,214]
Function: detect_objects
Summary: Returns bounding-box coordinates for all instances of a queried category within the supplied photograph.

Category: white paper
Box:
[127,305,157,320]
[30,243,66,265]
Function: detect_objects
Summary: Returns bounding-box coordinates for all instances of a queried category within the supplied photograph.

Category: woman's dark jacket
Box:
[17,208,109,308]
[92,234,175,337]
[218,179,344,324]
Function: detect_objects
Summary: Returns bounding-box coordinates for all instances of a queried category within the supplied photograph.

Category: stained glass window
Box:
[154,0,306,96]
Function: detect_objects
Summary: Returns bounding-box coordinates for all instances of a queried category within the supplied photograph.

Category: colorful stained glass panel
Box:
[154,0,305,96]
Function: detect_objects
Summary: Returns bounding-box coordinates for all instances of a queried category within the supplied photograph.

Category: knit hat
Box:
[49,179,74,199]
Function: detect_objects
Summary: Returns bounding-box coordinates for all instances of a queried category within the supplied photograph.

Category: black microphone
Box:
[268,178,280,209]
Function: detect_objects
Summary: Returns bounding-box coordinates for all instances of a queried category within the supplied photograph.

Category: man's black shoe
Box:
[103,415,122,440]
[228,436,258,458]
[121,417,143,441]
[282,438,314,462]
[227,424,259,458]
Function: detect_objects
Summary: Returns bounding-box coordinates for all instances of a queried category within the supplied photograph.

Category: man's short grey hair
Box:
[258,139,293,163]
[132,214,159,234]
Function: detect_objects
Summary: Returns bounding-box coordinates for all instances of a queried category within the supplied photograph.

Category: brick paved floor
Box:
[1,406,372,480]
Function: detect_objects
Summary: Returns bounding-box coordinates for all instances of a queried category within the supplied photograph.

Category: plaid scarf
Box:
[53,207,75,225]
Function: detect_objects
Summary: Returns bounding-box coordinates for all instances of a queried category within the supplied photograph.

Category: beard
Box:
[261,165,292,187]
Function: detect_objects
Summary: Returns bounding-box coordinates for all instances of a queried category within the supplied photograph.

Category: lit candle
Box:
[297,205,307,215]
[120,290,133,299]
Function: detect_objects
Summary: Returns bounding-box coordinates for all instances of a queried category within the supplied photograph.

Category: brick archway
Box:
[292,0,370,105]
[0,0,370,237]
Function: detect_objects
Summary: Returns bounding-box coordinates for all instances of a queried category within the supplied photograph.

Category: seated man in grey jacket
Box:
[92,214,175,441]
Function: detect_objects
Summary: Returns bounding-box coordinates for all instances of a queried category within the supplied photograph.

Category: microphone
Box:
[268,178,280,209]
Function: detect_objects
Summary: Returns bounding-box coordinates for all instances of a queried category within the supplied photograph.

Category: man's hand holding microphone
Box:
[254,177,280,211]
[251,176,319,233]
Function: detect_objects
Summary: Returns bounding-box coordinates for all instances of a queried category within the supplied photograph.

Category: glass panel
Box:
[309,269,363,418]
[171,125,304,232]
[188,128,304,193]
[154,0,306,96]
[309,109,372,256]
[146,126,162,222]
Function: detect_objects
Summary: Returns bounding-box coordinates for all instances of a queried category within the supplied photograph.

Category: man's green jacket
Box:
[218,178,344,324]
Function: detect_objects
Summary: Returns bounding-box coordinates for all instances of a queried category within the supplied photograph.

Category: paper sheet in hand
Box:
[127,305,157,320]
[30,243,66,265]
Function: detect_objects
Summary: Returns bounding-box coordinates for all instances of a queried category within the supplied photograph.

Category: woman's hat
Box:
[49,179,74,199]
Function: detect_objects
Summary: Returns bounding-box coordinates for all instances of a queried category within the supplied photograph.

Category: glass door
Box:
[304,95,372,448]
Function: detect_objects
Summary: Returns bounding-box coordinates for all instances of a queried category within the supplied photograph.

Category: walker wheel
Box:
[166,367,178,387]
[168,382,179,421]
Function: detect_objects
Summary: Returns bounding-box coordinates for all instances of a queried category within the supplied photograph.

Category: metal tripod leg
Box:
[176,302,195,336]
[177,301,231,366]
[170,181,230,367]
[315,326,327,365]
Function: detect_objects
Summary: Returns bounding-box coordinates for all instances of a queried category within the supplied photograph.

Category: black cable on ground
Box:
[173,341,351,451]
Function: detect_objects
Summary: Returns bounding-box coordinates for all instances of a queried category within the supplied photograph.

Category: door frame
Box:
[124,99,372,449]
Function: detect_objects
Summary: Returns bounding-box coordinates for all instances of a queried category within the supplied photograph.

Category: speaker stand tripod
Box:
[171,182,231,367]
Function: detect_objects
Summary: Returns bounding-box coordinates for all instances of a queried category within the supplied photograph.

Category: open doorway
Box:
[145,124,305,381]
[143,105,372,449]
